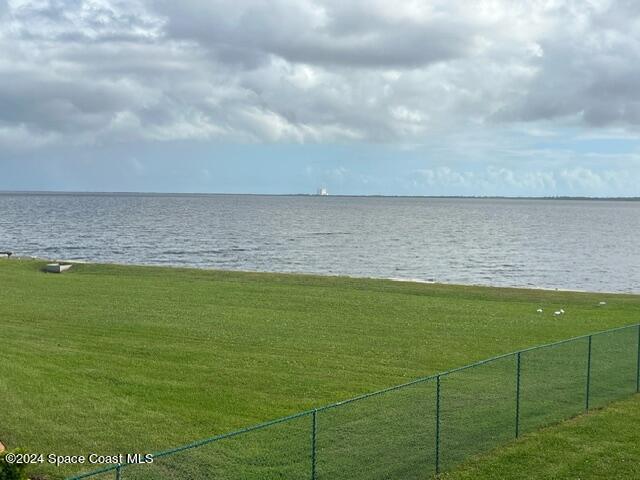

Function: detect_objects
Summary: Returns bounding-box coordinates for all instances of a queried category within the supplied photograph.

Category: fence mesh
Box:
[317,379,436,480]
[66,324,640,480]
[590,327,638,409]
[440,354,517,471]
[519,337,589,434]
[121,414,311,480]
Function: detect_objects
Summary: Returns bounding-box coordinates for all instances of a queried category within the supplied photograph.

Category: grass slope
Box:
[442,395,640,480]
[0,259,639,478]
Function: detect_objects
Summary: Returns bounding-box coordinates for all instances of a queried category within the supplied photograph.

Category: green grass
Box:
[441,395,640,480]
[1,259,639,479]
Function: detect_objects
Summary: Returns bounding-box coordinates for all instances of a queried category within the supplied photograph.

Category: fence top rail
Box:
[67,464,118,479]
[321,322,640,408]
[66,322,639,480]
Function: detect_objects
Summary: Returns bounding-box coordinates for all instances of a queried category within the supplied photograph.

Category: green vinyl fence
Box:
[68,323,640,480]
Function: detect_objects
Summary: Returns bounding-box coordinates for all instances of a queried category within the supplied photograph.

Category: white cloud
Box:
[412,162,640,196]
[416,167,475,188]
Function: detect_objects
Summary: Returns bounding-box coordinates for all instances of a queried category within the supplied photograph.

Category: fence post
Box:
[311,409,317,480]
[586,335,592,411]
[115,464,121,480]
[435,375,441,475]
[515,352,521,438]
[637,325,640,394]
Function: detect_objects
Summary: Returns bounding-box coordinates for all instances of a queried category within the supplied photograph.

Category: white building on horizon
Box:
[316,187,328,196]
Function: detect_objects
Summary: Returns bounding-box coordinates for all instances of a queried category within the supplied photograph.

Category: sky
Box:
[1,0,640,196]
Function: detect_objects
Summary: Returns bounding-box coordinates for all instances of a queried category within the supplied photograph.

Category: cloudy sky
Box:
[1,0,640,196]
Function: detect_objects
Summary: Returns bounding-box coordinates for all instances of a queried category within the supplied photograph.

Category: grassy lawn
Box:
[0,259,639,478]
[441,394,640,480]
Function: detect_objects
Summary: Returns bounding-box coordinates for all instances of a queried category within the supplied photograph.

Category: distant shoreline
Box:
[0,190,639,201]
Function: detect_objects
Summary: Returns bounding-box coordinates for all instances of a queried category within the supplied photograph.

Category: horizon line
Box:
[0,189,639,200]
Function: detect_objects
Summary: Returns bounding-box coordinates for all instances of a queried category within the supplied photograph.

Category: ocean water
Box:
[1,193,638,293]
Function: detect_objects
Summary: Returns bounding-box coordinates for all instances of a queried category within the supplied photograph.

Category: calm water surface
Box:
[1,193,638,293]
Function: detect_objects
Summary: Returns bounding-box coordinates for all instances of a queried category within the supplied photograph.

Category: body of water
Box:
[1,193,638,293]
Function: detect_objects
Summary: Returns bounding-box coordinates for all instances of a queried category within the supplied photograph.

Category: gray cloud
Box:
[154,0,479,69]
[1,0,640,152]
[492,1,640,126]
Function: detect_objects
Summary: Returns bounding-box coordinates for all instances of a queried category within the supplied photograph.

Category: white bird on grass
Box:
[599,301,607,306]
[554,311,562,316]
[537,308,543,313]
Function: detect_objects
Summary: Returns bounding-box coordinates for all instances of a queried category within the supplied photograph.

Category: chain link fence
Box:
[68,323,640,480]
